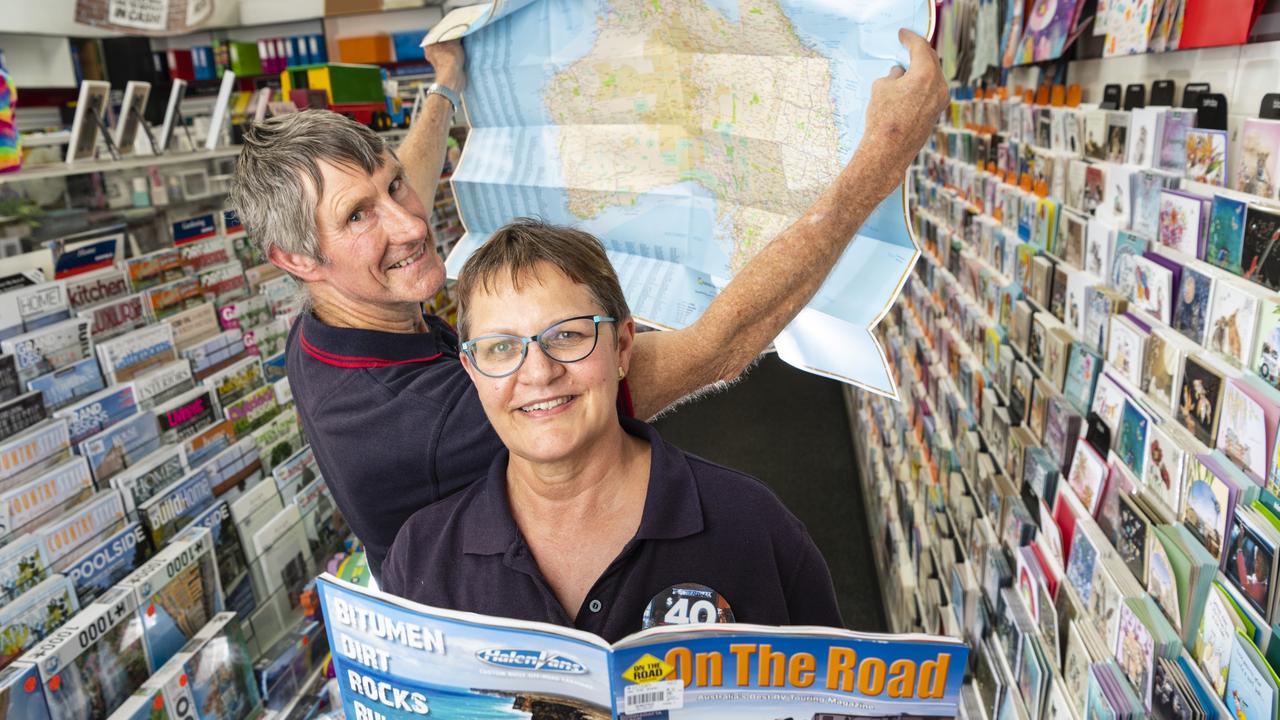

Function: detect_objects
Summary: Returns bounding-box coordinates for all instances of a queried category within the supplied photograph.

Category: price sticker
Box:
[623,679,683,715]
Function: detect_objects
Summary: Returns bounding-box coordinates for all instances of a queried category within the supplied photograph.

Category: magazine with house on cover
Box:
[317,575,968,720]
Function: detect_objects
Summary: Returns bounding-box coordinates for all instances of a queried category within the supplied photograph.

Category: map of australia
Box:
[432,0,932,396]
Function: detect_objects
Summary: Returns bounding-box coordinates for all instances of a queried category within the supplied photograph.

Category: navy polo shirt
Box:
[380,416,843,643]
[286,312,635,577]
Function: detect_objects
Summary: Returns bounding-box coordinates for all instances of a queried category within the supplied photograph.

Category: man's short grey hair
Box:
[230,110,390,267]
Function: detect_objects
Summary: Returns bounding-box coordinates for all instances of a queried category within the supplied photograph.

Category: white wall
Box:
[0,35,78,88]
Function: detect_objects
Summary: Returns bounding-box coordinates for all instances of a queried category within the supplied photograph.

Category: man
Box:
[230,33,948,577]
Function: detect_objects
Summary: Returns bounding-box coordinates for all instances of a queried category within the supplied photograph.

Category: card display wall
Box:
[854,81,1280,720]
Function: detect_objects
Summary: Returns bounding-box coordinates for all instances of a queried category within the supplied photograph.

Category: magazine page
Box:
[317,574,615,718]
[609,623,968,719]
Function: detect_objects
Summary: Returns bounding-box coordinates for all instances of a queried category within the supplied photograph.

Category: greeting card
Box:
[1206,279,1262,368]
[1022,0,1085,62]
[1236,118,1280,200]
[1131,170,1179,240]
[1158,109,1199,174]
[1131,254,1174,324]
[1104,0,1159,56]
[1128,107,1162,168]
[1085,163,1107,215]
[1117,399,1152,477]
[1145,328,1189,414]
[1241,204,1280,291]
[1207,195,1249,276]
[1172,265,1216,346]
[1145,422,1189,517]
[1105,112,1131,164]
[1179,355,1226,447]
[1217,381,1268,483]
[1068,441,1110,516]
[1112,230,1149,299]
[1086,217,1116,280]
[1252,298,1280,390]
[1084,110,1109,162]
[1186,129,1229,187]
[1108,315,1149,389]
[1158,190,1209,258]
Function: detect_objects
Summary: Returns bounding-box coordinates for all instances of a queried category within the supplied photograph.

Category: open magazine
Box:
[317,574,968,719]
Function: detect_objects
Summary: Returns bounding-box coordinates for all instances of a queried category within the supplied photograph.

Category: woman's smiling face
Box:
[461,261,635,467]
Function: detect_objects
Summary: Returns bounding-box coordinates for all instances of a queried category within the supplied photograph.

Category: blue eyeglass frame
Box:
[461,314,617,378]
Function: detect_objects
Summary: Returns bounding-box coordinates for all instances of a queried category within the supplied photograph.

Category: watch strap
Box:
[425,82,461,115]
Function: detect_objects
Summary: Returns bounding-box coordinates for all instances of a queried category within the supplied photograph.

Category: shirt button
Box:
[589,599,602,613]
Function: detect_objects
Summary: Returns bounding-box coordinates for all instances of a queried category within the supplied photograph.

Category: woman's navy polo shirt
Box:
[286,312,635,577]
[380,416,843,643]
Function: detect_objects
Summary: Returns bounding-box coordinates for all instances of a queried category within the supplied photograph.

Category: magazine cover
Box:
[1,317,93,384]
[143,277,203,321]
[0,418,72,484]
[182,420,236,470]
[37,489,127,567]
[182,330,247,381]
[197,262,249,307]
[189,501,256,619]
[0,353,22,404]
[166,302,220,352]
[96,323,178,385]
[0,662,53,720]
[0,574,78,670]
[132,360,195,410]
[80,293,150,341]
[249,409,300,473]
[126,247,184,291]
[53,520,151,607]
[55,383,139,446]
[250,504,312,613]
[110,446,188,513]
[200,437,262,497]
[14,281,71,332]
[202,356,264,409]
[222,384,278,437]
[216,295,269,333]
[138,466,216,549]
[245,318,290,360]
[0,533,48,608]
[180,237,233,274]
[24,585,151,720]
[28,356,106,410]
[169,612,263,720]
[80,411,163,484]
[0,390,48,440]
[0,455,94,538]
[64,267,130,313]
[271,445,318,504]
[318,575,967,719]
[118,526,221,672]
[155,386,220,445]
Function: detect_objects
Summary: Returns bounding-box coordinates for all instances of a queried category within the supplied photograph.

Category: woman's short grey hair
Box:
[230,110,389,267]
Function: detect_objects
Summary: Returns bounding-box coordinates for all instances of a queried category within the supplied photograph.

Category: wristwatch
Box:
[425,82,462,116]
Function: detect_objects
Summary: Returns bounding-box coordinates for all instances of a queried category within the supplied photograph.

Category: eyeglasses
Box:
[461,314,617,378]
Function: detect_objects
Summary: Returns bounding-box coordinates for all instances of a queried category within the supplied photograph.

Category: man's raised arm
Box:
[398,41,466,204]
[627,30,949,421]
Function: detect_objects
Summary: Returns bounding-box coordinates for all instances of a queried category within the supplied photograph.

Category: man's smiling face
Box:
[308,152,446,310]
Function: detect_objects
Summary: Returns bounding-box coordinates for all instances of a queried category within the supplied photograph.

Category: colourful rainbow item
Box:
[0,70,20,173]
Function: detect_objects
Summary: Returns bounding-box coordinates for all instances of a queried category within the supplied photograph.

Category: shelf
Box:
[0,148,243,186]
[3,128,412,187]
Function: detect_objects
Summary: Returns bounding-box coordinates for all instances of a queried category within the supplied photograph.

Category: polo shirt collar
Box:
[461,416,704,556]
[297,311,458,369]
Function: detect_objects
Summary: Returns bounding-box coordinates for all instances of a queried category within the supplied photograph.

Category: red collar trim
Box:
[299,328,443,369]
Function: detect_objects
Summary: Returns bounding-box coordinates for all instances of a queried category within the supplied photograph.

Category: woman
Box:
[381,219,841,642]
